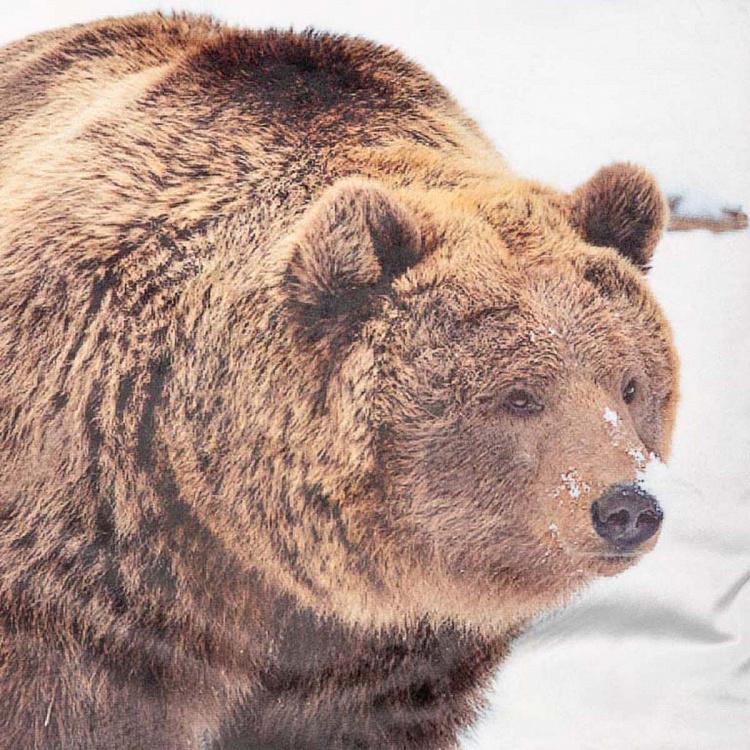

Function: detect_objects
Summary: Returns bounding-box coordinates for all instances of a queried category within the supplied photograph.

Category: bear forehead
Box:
[380,249,666,383]
[394,245,653,330]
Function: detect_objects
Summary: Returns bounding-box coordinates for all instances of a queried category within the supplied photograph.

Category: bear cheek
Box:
[442,453,541,571]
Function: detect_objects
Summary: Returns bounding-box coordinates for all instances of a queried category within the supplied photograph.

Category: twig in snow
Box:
[667,195,748,233]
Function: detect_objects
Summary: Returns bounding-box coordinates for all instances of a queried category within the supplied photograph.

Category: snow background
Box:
[3,1,748,748]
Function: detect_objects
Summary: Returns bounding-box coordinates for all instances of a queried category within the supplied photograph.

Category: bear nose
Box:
[591,484,663,550]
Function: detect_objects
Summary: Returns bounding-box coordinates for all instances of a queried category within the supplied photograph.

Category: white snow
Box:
[2,3,748,749]
[669,188,744,220]
[602,408,620,428]
[627,446,646,467]
[560,470,582,500]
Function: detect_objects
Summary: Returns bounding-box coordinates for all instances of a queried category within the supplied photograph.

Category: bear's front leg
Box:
[217,615,511,750]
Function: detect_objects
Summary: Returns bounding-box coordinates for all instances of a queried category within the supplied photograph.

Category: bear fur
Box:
[0,13,678,750]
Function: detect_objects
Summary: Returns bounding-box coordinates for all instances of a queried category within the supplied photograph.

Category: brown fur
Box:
[0,13,678,749]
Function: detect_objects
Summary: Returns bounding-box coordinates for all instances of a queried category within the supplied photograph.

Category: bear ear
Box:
[275,179,422,340]
[568,163,667,271]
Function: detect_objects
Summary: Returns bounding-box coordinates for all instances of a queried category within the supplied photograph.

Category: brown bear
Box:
[0,12,678,750]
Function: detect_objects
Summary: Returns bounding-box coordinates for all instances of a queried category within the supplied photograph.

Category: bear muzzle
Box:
[590,483,663,551]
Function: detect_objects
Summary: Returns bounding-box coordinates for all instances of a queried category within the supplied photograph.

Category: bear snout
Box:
[591,484,663,550]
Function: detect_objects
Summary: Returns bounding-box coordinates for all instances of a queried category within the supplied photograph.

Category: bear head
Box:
[250,163,677,631]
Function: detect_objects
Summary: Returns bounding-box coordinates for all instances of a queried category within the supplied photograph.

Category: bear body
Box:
[0,14,678,749]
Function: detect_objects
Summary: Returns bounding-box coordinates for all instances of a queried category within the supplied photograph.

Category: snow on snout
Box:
[602,407,626,448]
[635,451,667,495]
[603,407,620,427]
[557,469,591,501]
[561,471,582,499]
[604,408,647,469]
[627,445,648,471]
[628,446,646,463]
[602,407,655,473]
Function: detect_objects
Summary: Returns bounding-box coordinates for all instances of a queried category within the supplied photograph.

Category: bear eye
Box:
[622,378,638,405]
[504,389,544,416]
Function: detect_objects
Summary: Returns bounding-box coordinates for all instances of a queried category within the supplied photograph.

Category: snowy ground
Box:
[3,2,749,748]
